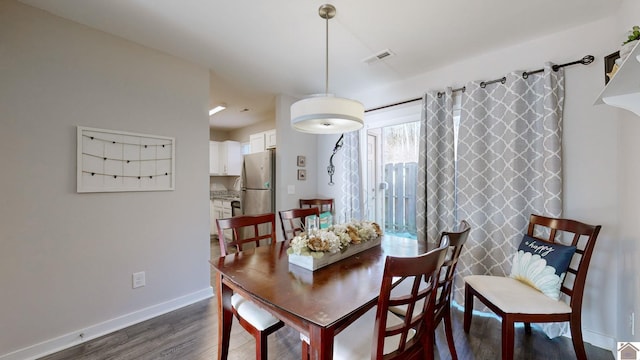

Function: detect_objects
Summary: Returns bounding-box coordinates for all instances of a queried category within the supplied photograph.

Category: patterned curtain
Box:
[416,89,456,247]
[340,131,362,223]
[455,64,564,336]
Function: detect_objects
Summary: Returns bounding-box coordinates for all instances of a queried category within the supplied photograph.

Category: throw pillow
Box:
[509,234,577,300]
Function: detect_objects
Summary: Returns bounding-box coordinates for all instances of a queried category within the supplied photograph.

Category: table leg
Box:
[308,326,333,360]
[216,272,233,360]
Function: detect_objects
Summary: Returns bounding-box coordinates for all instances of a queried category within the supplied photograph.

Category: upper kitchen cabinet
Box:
[249,133,265,154]
[265,129,276,149]
[210,140,242,176]
[249,129,276,153]
[209,141,220,174]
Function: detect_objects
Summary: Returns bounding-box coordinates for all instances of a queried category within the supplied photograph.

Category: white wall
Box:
[314,13,624,351]
[0,1,211,358]
[616,0,640,342]
[227,118,276,143]
[274,95,319,239]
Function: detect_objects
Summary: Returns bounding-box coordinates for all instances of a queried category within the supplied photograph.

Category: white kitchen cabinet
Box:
[211,199,235,238]
[210,140,242,176]
[265,129,276,149]
[222,200,233,240]
[249,133,265,153]
[221,140,242,176]
[210,199,222,235]
[249,129,276,153]
[209,141,221,175]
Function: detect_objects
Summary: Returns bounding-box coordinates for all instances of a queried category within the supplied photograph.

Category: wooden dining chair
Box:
[331,239,449,359]
[299,198,334,214]
[463,214,601,360]
[279,207,320,241]
[215,213,284,360]
[388,220,470,360]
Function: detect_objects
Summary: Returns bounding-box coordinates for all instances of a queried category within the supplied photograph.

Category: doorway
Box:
[365,118,420,239]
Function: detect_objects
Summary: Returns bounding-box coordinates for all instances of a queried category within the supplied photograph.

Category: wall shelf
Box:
[595,41,640,116]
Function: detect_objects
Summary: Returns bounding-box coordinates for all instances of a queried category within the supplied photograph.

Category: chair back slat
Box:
[279,207,320,241]
[372,242,448,359]
[216,213,276,256]
[527,214,601,309]
[299,198,334,215]
[434,220,471,317]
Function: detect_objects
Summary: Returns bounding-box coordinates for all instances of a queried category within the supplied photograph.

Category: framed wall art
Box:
[297,169,307,181]
[77,126,175,193]
[297,155,306,167]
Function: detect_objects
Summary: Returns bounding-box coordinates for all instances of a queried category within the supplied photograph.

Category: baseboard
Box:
[564,328,617,356]
[0,287,213,360]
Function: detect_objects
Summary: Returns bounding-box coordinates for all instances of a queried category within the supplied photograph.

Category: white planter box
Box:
[288,236,382,271]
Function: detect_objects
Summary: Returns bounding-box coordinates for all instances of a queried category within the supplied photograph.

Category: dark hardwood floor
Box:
[39,238,614,360]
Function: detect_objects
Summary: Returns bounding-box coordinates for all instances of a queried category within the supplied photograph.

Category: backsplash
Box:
[210,176,241,199]
[210,190,240,200]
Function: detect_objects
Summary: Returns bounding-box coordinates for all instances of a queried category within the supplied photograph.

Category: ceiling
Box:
[21,0,619,130]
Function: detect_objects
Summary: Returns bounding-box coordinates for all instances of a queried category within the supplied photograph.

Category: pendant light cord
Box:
[325,12,329,95]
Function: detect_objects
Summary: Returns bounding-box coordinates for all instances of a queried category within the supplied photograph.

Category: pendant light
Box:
[290,4,364,134]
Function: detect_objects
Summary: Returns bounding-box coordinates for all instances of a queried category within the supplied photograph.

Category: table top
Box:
[211,235,426,329]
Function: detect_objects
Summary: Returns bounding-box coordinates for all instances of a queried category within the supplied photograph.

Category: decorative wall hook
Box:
[327,134,344,185]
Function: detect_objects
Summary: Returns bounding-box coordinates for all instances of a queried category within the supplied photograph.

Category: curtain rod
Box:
[365,54,594,112]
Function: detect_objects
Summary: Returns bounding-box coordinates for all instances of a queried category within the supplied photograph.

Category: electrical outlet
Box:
[288,185,295,194]
[132,271,145,289]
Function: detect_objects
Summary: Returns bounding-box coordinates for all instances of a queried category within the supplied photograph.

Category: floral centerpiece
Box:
[287,221,383,270]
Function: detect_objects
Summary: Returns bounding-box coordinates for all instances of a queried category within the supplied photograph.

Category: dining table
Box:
[211,234,428,360]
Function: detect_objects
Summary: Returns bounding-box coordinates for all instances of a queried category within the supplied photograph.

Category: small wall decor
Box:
[297,155,306,167]
[297,169,307,181]
[604,51,620,84]
[77,126,175,193]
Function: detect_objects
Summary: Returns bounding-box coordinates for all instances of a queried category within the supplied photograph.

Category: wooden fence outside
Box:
[384,162,417,235]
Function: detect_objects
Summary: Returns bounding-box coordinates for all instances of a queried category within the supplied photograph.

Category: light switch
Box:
[288,185,295,195]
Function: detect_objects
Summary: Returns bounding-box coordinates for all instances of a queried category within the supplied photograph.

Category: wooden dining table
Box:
[211,235,427,360]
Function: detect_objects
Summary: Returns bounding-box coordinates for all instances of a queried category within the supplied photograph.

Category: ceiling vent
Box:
[363,49,395,65]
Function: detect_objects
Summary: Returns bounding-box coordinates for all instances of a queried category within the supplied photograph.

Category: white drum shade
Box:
[291,95,364,134]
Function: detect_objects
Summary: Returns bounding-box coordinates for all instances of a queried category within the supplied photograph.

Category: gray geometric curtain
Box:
[340,131,362,223]
[416,89,456,247]
[454,64,564,334]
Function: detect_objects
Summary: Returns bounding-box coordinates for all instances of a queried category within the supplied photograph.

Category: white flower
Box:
[510,250,564,300]
[289,235,310,255]
[287,220,382,257]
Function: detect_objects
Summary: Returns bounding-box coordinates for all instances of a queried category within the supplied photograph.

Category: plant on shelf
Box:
[287,221,383,258]
[623,25,640,45]
[618,25,640,65]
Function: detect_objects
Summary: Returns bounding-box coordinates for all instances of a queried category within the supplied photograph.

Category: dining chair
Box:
[278,207,320,241]
[389,220,470,360]
[463,214,601,360]
[299,198,334,214]
[331,238,449,359]
[215,213,285,360]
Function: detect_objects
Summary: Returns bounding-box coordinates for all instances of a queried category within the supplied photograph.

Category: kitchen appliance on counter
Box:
[241,149,275,215]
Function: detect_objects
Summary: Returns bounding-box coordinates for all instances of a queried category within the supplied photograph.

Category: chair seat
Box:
[464,275,571,314]
[333,307,415,360]
[231,293,281,331]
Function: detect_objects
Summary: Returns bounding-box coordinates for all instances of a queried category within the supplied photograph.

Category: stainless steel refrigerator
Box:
[240,149,275,215]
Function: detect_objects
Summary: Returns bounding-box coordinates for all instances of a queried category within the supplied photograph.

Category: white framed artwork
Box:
[77,126,175,193]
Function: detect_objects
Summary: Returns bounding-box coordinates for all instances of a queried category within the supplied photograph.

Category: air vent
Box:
[363,49,395,65]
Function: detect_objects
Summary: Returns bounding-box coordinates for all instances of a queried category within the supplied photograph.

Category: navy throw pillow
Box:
[509,234,577,300]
